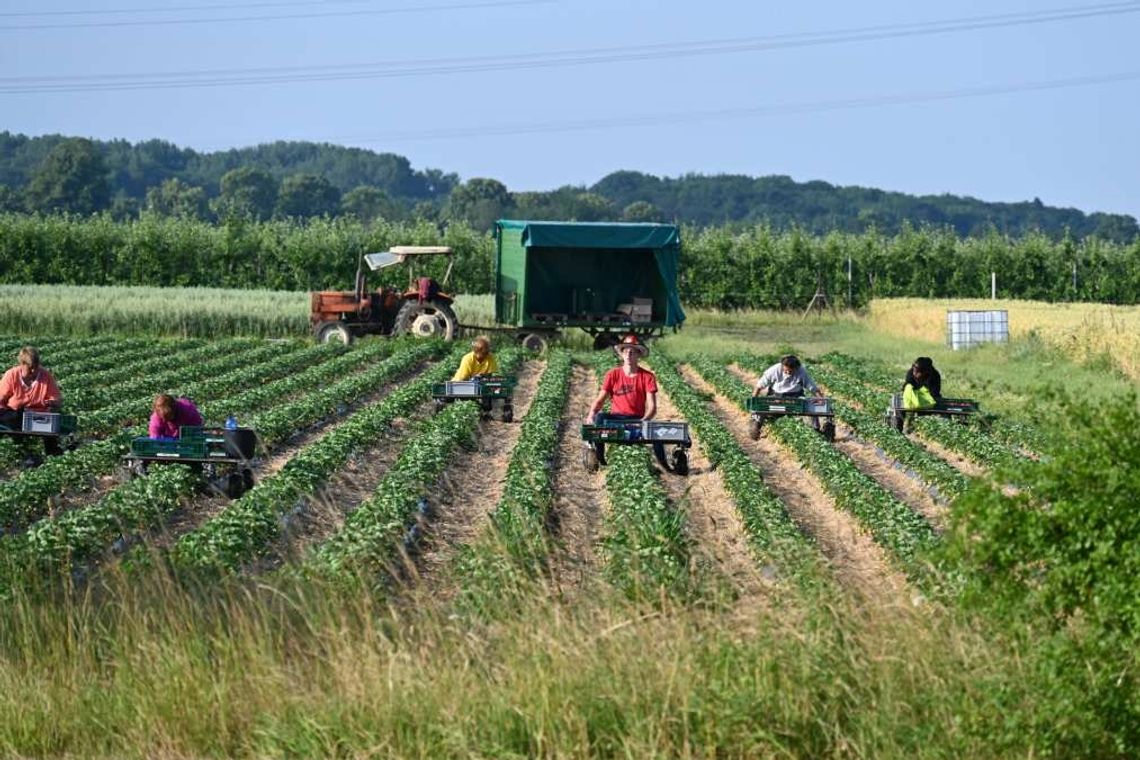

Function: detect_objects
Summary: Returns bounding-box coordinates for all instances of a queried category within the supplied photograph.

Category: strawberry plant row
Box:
[652,349,824,583]
[170,346,462,573]
[307,349,526,579]
[3,345,422,571]
[0,343,358,529]
[477,350,572,577]
[47,337,161,374]
[589,353,690,598]
[689,356,937,575]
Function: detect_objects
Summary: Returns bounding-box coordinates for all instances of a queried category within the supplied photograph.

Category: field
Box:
[0,304,1138,757]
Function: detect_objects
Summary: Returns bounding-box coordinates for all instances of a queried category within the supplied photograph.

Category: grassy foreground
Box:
[0,568,1043,759]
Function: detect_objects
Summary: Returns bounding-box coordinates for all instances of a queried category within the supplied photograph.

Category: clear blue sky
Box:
[4,0,1139,217]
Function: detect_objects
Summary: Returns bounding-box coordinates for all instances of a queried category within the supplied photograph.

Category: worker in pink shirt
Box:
[0,346,63,455]
[149,394,203,440]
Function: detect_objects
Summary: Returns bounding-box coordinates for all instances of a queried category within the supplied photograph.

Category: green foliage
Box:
[215,166,277,221]
[275,173,340,219]
[25,138,110,215]
[145,178,208,220]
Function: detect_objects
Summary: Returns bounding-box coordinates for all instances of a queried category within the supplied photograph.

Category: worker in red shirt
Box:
[585,334,663,467]
[0,346,64,455]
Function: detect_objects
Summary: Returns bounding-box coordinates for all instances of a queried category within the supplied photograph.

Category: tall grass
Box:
[0,566,1069,758]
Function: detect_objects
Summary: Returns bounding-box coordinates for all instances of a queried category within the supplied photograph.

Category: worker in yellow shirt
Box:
[453,336,498,381]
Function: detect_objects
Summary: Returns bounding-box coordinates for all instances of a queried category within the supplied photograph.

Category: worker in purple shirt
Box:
[148,394,203,440]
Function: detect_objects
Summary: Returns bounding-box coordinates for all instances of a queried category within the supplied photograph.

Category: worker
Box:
[753,354,823,430]
[902,356,941,409]
[453,336,498,381]
[584,333,665,467]
[149,394,204,440]
[0,346,64,455]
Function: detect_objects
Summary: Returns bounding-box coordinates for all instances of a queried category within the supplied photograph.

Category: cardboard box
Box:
[22,412,60,434]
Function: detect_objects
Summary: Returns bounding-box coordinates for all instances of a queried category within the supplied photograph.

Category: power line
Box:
[2,0,1136,86]
[317,70,1140,142]
[0,0,410,18]
[0,0,553,30]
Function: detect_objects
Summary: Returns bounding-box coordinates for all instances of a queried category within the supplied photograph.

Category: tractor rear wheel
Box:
[394,299,458,340]
[315,321,353,345]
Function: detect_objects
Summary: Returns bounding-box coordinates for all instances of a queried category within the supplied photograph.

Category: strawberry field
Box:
[0,329,1137,757]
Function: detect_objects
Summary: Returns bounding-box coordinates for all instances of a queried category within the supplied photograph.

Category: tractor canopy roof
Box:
[364,246,452,271]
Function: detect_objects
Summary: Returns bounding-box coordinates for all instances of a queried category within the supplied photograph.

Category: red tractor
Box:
[310,246,460,344]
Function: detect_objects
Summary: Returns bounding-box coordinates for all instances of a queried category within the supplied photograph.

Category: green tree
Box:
[214,166,278,220]
[275,173,341,219]
[25,138,110,214]
[444,178,513,230]
[341,185,402,222]
[146,178,209,219]
[0,184,22,212]
[621,200,663,222]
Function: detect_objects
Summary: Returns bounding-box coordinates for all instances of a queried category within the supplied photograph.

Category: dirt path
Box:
[648,378,771,601]
[682,365,909,602]
[546,363,608,592]
[410,360,545,596]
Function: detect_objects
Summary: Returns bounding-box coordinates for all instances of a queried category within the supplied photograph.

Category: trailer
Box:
[121,426,259,498]
[885,394,981,433]
[746,396,836,441]
[431,375,517,421]
[491,220,686,351]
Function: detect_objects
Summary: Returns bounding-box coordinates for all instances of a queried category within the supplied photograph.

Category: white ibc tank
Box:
[946,310,1009,350]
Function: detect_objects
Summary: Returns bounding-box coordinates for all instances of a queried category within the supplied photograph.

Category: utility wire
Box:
[315,70,1140,142]
[0,0,415,17]
[1,0,1136,86]
[0,0,552,30]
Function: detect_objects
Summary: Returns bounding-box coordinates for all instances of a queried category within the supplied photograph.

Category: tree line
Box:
[1,132,1137,242]
[2,213,1137,307]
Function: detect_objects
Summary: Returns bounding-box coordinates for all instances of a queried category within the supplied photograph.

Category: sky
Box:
[3,0,1139,218]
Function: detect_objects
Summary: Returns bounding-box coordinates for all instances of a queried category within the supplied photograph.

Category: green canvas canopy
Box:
[494,220,686,329]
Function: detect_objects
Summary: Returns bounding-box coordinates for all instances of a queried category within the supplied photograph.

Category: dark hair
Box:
[781,354,801,370]
[912,356,935,374]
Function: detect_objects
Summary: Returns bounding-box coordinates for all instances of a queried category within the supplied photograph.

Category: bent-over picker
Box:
[885,394,980,433]
[747,396,836,442]
[121,425,259,498]
[580,419,692,475]
[431,376,517,422]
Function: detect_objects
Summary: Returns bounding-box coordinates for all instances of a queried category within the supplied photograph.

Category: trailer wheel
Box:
[242,468,255,492]
[520,333,548,353]
[671,448,689,476]
[887,411,904,433]
[821,421,836,442]
[748,418,763,440]
[224,472,246,498]
[592,332,621,351]
[582,445,599,473]
[315,321,353,345]
[394,299,458,340]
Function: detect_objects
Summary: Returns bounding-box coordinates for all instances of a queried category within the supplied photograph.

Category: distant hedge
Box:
[2,213,1138,308]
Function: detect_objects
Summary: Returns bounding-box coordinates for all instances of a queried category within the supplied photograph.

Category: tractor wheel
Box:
[821,421,836,443]
[394,299,458,341]
[592,333,621,351]
[748,418,763,440]
[315,321,353,345]
[520,332,549,353]
[581,445,600,473]
[671,448,690,476]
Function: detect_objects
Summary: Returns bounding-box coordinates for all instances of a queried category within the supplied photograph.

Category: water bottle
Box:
[225,414,238,430]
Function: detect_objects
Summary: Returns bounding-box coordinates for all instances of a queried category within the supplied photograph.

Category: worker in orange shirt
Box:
[0,346,64,455]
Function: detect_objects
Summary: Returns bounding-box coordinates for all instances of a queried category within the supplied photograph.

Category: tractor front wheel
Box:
[394,299,458,341]
[315,321,353,345]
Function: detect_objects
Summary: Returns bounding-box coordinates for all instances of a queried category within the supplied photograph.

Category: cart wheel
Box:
[242,468,255,491]
[748,418,763,440]
[432,399,447,416]
[821,421,836,442]
[224,472,246,498]
[500,404,514,423]
[671,448,690,476]
[581,445,600,473]
[888,411,904,433]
